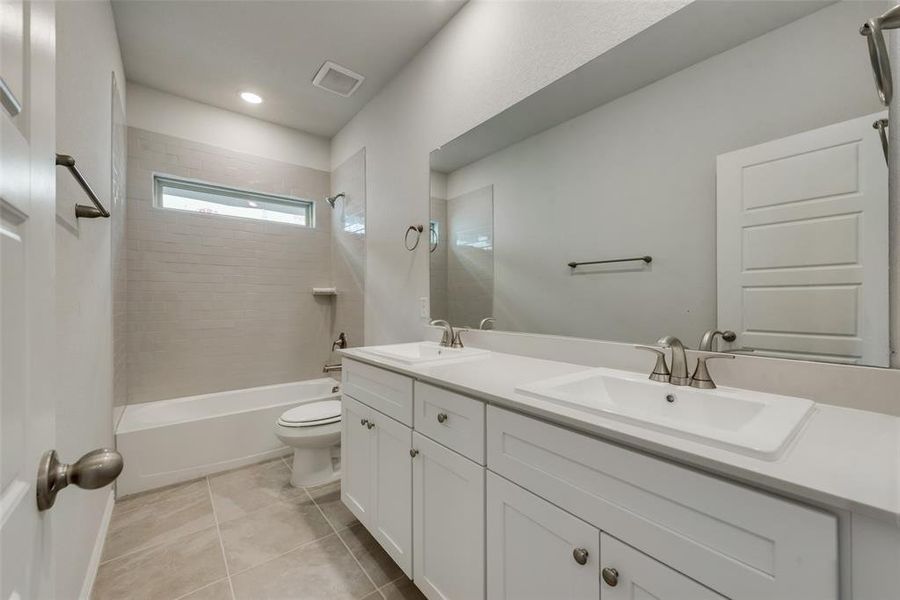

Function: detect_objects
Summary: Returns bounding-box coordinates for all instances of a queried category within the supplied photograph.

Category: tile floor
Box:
[93,457,426,600]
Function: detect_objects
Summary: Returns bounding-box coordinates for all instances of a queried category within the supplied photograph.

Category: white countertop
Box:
[341,347,900,525]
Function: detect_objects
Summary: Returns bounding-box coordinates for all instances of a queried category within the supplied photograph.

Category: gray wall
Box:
[446,1,884,346]
[126,128,333,403]
[55,0,125,594]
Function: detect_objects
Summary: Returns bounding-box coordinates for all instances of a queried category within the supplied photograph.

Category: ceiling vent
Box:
[312,61,365,98]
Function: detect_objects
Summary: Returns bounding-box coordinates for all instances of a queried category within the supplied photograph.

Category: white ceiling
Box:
[111,0,466,138]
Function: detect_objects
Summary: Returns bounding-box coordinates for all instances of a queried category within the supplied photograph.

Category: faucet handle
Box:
[635,345,671,383]
[689,351,735,389]
[451,328,469,348]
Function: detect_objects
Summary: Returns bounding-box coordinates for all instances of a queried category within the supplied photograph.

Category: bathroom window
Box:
[154,176,314,227]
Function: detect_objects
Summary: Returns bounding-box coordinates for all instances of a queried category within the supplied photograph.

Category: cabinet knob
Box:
[366,421,375,430]
[360,418,369,427]
[409,448,419,458]
[572,548,589,565]
[601,567,619,587]
[437,412,448,424]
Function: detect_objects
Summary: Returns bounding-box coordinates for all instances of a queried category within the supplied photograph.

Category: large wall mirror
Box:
[430,1,895,367]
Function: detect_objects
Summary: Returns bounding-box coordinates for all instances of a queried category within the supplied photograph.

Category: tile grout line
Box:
[171,576,231,600]
[206,476,238,600]
[97,522,219,567]
[304,487,384,598]
[226,530,339,579]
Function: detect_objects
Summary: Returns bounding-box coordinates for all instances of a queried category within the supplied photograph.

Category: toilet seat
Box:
[278,400,341,428]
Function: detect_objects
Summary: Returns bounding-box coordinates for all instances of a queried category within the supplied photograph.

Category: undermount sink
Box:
[357,341,489,365]
[515,368,814,460]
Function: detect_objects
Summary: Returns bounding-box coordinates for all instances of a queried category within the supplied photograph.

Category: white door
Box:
[370,412,413,577]
[599,533,725,600]
[412,433,484,600]
[486,472,599,600]
[717,111,889,365]
[1,2,58,599]
[340,395,373,525]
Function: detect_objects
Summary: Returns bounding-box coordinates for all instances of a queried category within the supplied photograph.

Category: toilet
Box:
[274,399,342,487]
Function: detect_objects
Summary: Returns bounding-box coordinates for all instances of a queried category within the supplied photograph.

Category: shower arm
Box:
[860,5,900,106]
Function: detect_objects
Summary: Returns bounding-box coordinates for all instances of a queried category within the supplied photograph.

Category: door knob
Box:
[572,547,589,565]
[601,567,619,587]
[37,448,123,511]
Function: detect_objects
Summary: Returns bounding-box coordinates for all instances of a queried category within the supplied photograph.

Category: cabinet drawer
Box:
[343,359,413,426]
[414,382,485,464]
[487,406,837,600]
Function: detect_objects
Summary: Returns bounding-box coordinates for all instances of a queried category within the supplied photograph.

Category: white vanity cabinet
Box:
[340,393,414,576]
[342,359,841,600]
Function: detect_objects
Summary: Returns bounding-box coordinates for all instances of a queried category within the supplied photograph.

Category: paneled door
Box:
[717,111,888,365]
[599,533,725,600]
[340,395,373,525]
[486,472,599,600]
[370,410,413,577]
[412,432,484,600]
[1,1,58,599]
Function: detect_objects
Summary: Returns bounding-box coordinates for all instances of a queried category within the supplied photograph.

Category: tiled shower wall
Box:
[124,128,336,403]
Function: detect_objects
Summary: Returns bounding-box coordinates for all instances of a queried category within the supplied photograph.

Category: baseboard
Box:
[78,489,115,600]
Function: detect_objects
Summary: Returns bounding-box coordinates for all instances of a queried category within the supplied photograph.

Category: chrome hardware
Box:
[479,317,496,330]
[690,351,735,390]
[431,319,454,347]
[323,362,343,373]
[56,154,110,219]
[451,328,468,349]
[331,385,340,394]
[567,255,651,269]
[410,448,419,458]
[366,421,375,430]
[874,118,889,165]
[37,449,123,511]
[698,329,736,352]
[860,5,900,105]
[601,567,619,587]
[657,336,690,386]
[635,345,671,383]
[332,332,348,352]
[360,418,369,427]
[572,548,589,565]
[404,224,424,251]
[0,76,22,117]
[437,412,448,424]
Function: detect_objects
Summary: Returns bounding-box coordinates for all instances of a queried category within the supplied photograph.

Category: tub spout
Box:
[323,362,342,373]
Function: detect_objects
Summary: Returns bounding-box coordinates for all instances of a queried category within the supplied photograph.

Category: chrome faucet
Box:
[479,317,496,330]
[451,328,468,348]
[698,329,736,352]
[332,332,348,352]
[657,336,690,386]
[430,319,454,347]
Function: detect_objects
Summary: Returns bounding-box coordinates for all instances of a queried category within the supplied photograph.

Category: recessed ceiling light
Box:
[240,91,263,104]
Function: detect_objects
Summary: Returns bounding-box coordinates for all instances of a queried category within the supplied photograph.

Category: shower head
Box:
[325,193,345,208]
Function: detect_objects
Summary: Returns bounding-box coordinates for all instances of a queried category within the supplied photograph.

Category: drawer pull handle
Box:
[437,412,448,424]
[360,418,369,427]
[601,567,619,587]
[410,448,419,458]
[572,548,589,565]
[366,421,375,430]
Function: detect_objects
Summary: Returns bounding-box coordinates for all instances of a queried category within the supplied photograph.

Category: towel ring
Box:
[860,5,900,105]
[404,225,424,251]
[429,223,438,253]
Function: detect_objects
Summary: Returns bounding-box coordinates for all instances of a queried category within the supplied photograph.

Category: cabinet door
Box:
[413,433,485,600]
[600,533,725,600]
[371,411,414,576]
[487,472,599,600]
[341,395,373,525]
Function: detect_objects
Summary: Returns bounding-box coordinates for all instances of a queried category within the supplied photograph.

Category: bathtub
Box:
[115,379,341,496]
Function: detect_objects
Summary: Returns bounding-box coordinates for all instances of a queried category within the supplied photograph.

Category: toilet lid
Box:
[279,400,342,428]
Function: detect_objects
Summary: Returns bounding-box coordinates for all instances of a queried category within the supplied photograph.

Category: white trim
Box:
[78,489,115,600]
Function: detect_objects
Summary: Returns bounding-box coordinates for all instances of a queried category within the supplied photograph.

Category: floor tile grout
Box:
[97,523,219,567]
[171,576,230,600]
[305,487,384,598]
[206,475,237,600]
[226,530,339,579]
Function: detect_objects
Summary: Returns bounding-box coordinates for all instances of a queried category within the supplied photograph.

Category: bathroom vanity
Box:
[340,344,900,600]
